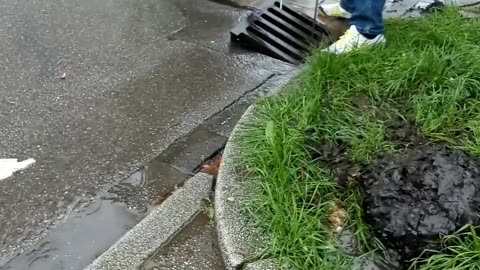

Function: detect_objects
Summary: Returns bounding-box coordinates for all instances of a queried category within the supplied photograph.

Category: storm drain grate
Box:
[230,0,330,65]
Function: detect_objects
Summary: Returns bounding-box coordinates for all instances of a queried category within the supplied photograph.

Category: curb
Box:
[215,69,299,270]
[215,105,268,270]
[85,173,213,270]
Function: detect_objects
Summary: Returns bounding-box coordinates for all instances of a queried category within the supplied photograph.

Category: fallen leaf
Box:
[200,155,222,175]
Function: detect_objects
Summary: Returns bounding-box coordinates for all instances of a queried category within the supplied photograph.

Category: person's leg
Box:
[349,0,386,38]
[323,0,386,53]
[339,0,354,14]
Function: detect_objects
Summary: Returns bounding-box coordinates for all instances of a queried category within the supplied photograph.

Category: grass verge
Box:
[410,225,480,270]
[237,8,480,270]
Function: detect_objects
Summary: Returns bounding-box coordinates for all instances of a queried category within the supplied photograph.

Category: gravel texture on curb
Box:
[85,173,213,270]
[214,67,299,270]
[215,105,269,270]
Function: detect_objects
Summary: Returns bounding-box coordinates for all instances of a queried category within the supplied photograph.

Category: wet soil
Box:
[363,143,480,263]
[311,117,480,268]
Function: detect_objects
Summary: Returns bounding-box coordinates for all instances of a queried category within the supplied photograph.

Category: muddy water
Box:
[363,144,480,264]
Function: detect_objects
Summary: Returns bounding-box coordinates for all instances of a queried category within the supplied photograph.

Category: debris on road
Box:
[200,155,222,175]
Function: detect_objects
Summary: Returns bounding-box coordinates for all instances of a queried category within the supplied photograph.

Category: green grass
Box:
[236,8,480,270]
[410,225,480,270]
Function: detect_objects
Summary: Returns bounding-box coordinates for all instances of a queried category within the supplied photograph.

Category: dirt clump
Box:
[312,140,363,186]
[312,118,424,187]
[384,117,424,147]
[362,144,480,263]
[310,119,480,267]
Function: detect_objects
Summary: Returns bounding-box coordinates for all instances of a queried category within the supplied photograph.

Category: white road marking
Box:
[0,158,36,181]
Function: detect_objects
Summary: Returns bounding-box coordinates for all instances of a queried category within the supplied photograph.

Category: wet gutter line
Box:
[85,173,213,270]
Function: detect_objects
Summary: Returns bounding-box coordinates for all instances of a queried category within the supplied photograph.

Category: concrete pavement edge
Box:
[215,105,264,270]
[215,105,285,270]
[85,173,213,270]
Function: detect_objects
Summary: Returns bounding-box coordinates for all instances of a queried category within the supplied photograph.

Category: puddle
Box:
[104,160,191,211]
[140,212,225,270]
[0,160,190,270]
[0,198,143,270]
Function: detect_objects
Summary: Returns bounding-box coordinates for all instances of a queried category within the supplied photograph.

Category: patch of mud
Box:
[313,117,425,185]
[363,143,480,263]
[310,118,480,268]
[384,117,425,147]
[313,140,362,187]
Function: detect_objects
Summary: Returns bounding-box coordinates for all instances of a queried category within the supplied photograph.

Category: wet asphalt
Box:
[3,0,477,268]
[0,0,293,268]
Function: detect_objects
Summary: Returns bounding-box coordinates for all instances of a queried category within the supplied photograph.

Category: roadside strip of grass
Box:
[411,225,480,270]
[237,8,480,270]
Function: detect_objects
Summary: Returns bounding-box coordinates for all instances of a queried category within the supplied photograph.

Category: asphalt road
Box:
[4,0,469,267]
[0,0,290,264]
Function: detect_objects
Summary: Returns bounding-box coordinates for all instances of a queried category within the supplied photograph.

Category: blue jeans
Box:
[340,0,386,36]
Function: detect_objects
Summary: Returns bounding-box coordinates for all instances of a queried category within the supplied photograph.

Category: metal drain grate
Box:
[230,0,329,65]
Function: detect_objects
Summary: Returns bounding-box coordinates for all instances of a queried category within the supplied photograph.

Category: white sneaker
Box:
[323,25,385,54]
[319,3,351,18]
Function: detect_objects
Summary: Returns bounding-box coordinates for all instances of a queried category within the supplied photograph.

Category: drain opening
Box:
[231,0,331,64]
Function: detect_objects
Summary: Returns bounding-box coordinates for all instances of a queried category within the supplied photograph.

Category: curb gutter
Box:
[86,173,213,270]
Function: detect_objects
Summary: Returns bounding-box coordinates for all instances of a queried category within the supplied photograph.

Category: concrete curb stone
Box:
[214,62,300,270]
[85,173,213,270]
[215,105,269,270]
